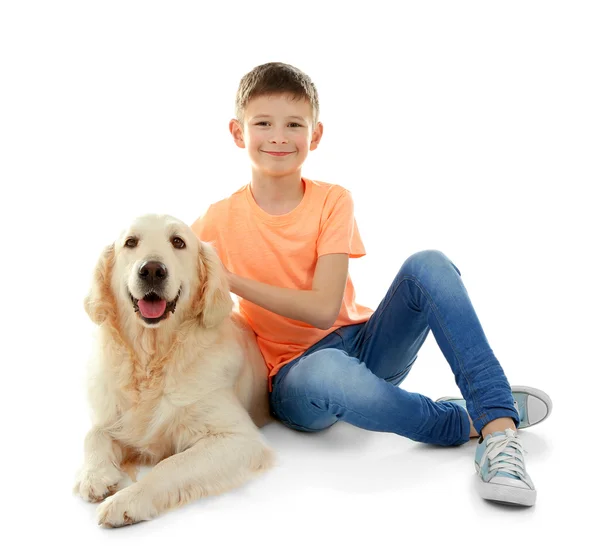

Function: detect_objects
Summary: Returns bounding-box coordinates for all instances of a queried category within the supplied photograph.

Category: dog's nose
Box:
[138,261,168,283]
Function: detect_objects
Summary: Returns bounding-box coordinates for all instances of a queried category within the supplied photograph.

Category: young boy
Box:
[191,62,552,507]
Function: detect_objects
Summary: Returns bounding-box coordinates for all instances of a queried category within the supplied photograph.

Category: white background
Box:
[1,1,598,545]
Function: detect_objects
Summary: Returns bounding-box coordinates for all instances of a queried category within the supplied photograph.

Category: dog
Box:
[73,213,275,527]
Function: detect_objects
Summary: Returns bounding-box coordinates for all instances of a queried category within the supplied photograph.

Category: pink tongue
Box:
[138,298,167,318]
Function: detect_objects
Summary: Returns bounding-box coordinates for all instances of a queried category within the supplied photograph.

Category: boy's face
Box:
[230,93,323,178]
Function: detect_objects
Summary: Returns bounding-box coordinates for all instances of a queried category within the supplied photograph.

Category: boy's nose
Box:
[269,132,288,144]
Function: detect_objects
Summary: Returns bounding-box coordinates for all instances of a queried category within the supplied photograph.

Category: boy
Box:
[191,62,552,507]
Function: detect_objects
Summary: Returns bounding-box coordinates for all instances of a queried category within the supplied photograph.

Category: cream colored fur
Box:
[73,214,275,527]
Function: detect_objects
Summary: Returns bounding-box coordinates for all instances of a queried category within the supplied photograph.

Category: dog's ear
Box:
[193,242,233,329]
[84,244,116,325]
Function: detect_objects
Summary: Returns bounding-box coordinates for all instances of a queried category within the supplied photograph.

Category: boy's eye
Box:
[255,121,303,127]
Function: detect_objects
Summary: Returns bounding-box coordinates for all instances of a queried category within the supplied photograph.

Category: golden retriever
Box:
[73,213,275,527]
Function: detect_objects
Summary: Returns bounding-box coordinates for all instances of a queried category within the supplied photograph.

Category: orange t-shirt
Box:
[191,178,374,391]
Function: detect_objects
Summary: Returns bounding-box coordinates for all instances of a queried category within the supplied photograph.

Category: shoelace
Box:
[481,429,534,488]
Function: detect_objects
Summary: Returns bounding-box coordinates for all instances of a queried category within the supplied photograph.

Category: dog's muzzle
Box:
[130,260,180,324]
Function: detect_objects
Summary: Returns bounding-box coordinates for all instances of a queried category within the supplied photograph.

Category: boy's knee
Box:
[401,249,461,278]
[275,349,352,432]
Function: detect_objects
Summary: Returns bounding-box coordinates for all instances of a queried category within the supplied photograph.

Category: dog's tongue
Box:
[138,298,167,319]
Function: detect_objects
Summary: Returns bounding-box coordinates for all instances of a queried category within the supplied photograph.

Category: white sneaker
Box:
[474,428,536,506]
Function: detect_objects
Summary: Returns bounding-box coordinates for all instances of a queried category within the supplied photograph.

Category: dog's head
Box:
[84,214,232,330]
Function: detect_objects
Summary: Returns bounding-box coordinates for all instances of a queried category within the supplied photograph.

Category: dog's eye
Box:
[125,237,138,248]
[172,237,186,249]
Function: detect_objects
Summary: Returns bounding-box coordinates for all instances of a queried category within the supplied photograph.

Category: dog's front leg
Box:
[74,426,126,503]
[97,399,275,527]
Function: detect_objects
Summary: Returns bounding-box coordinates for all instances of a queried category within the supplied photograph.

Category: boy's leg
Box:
[348,249,545,506]
[350,249,519,435]
[270,347,471,446]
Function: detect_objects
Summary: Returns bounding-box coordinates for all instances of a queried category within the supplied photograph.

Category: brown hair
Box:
[235,62,319,126]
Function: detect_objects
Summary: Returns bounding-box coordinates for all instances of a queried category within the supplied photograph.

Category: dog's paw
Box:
[74,466,125,503]
[97,485,157,528]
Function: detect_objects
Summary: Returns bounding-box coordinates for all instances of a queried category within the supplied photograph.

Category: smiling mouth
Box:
[263,151,294,156]
[129,289,181,324]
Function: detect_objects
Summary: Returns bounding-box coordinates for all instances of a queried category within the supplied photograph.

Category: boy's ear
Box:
[229,118,246,149]
[309,121,324,151]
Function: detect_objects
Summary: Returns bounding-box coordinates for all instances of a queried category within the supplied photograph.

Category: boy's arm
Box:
[227,253,349,330]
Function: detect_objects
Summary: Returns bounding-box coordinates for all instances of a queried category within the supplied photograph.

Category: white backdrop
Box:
[1,1,598,545]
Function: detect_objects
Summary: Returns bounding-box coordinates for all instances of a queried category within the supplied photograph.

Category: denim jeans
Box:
[269,250,520,447]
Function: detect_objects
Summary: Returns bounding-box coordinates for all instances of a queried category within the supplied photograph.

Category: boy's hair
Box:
[235,62,320,126]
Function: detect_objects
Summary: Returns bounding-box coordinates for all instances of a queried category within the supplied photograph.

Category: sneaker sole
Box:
[476,473,537,507]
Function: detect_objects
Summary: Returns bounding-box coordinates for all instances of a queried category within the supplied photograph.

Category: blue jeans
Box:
[269,250,520,447]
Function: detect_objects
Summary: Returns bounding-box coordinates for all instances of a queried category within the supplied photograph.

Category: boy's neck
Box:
[249,171,305,216]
